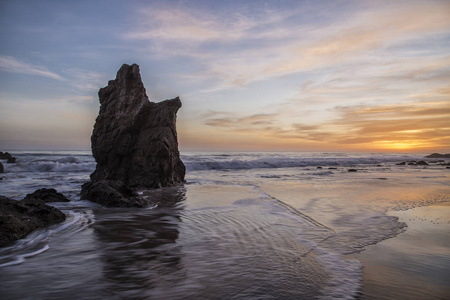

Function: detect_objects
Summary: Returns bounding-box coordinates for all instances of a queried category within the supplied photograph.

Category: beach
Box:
[0,151,449,299]
[353,204,450,299]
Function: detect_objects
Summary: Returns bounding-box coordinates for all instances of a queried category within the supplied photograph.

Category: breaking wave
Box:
[182,152,425,171]
[3,156,95,173]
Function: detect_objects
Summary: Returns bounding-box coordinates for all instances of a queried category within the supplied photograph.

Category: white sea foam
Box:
[182,152,427,171]
[0,245,50,268]
[5,161,96,173]
[0,210,95,268]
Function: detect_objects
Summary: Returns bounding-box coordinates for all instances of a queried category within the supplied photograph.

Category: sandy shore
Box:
[350,203,450,299]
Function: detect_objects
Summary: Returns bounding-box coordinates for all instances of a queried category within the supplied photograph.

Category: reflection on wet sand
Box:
[93,187,186,298]
[353,204,450,299]
[93,185,335,299]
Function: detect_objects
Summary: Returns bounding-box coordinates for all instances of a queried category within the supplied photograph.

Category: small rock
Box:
[24,188,70,203]
[0,162,3,173]
[0,195,66,247]
[416,161,429,166]
[348,169,358,172]
[428,160,444,163]
[317,166,323,169]
[396,162,406,165]
[0,152,16,163]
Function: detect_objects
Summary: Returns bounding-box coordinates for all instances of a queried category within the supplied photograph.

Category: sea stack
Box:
[81,64,185,207]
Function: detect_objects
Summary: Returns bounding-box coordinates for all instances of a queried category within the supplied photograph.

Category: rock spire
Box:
[81,64,185,207]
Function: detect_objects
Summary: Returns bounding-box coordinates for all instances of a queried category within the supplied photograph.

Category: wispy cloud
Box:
[264,2,450,77]
[125,1,450,89]
[205,112,278,129]
[124,4,295,44]
[63,68,108,91]
[0,55,63,80]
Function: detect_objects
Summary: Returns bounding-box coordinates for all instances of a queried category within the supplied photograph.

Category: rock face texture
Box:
[81,180,143,208]
[81,64,185,207]
[0,195,66,247]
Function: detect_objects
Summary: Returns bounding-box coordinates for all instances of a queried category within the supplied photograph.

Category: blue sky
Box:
[0,0,449,151]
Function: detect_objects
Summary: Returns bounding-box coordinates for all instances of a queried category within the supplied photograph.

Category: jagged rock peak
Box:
[81,63,186,207]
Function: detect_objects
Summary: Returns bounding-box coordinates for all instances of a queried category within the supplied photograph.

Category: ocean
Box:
[0,151,449,299]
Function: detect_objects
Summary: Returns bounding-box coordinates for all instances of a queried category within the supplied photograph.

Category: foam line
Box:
[0,245,50,268]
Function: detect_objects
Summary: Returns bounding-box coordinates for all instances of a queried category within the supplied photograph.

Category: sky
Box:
[0,0,449,152]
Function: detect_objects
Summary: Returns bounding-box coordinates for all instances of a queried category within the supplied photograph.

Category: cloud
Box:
[205,112,278,129]
[285,54,450,111]
[297,101,450,149]
[202,100,450,151]
[63,68,108,91]
[125,7,242,42]
[124,4,296,44]
[0,55,63,80]
[125,1,450,89]
[263,2,450,77]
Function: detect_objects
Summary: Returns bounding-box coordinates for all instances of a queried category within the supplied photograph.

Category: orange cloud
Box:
[199,100,450,152]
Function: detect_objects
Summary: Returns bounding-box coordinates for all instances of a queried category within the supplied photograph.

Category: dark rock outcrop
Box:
[81,64,185,207]
[81,180,144,207]
[0,195,66,247]
[429,160,445,163]
[0,151,16,163]
[24,188,70,203]
[0,162,3,173]
[425,153,450,158]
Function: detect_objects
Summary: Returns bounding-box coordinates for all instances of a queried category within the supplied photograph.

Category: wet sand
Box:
[351,203,450,299]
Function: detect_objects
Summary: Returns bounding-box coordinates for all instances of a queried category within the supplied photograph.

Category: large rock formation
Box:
[81,64,185,207]
[0,195,66,247]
